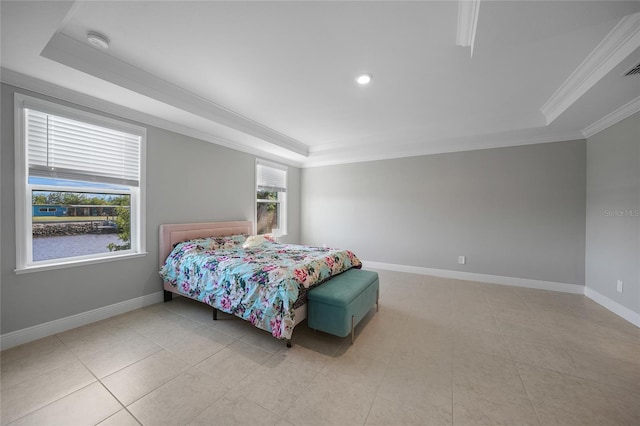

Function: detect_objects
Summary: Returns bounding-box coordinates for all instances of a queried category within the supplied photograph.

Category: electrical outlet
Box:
[458,256,466,265]
[617,280,623,293]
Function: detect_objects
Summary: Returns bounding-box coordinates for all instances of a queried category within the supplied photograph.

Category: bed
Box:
[158,221,362,345]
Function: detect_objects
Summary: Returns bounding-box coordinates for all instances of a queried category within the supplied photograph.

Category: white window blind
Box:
[256,160,287,193]
[26,109,141,186]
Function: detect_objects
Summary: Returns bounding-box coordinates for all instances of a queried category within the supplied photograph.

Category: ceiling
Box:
[1,1,639,168]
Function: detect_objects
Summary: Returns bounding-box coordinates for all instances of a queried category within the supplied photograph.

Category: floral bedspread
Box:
[159,236,361,340]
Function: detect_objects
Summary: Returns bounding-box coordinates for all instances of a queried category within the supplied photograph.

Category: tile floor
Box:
[1,270,639,425]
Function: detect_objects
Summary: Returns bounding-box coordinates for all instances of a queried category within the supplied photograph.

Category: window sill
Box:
[14,252,148,275]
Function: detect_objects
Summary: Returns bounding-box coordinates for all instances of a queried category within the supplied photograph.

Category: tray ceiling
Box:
[1,1,639,167]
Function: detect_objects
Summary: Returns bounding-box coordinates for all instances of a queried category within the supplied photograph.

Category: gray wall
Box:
[0,83,301,334]
[301,140,586,285]
[586,112,639,315]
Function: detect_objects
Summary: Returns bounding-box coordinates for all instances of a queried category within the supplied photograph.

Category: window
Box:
[256,159,287,236]
[14,94,146,272]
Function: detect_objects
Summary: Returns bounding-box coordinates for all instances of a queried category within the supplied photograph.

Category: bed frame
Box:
[159,221,307,346]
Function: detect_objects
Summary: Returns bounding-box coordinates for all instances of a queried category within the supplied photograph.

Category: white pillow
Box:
[242,234,275,249]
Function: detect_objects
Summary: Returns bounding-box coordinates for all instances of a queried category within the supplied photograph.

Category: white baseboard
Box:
[0,291,164,351]
[362,261,585,294]
[364,261,640,328]
[584,287,640,328]
[3,273,636,351]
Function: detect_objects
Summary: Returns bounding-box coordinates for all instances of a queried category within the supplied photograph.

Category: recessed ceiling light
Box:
[356,73,372,85]
[87,31,110,49]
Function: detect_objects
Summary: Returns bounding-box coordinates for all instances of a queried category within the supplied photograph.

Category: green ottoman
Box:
[307,269,379,343]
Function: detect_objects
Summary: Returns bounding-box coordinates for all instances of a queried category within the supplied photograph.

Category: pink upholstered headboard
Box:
[159,221,253,267]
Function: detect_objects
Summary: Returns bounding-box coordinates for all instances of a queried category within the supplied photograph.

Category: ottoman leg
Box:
[351,315,355,344]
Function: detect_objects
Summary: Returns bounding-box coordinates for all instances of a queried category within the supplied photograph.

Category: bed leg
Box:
[286,339,292,348]
[212,308,218,321]
[163,290,173,302]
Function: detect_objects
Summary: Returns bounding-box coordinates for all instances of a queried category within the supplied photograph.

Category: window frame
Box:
[255,159,287,237]
[14,93,147,273]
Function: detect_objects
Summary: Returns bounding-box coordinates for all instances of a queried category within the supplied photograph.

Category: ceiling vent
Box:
[624,62,640,76]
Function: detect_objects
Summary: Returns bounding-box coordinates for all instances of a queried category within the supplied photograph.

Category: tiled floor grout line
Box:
[193,338,276,424]
[98,325,241,426]
[65,320,258,426]
[249,365,299,425]
[3,274,637,426]
[0,335,81,425]
[96,382,144,426]
[180,384,231,426]
[358,277,405,426]
[5,334,103,425]
[263,356,320,425]
[136,303,294,425]
[491,294,542,425]
[55,333,144,426]
[485,289,638,424]
[449,285,455,426]
[3,381,97,426]
[483,289,544,426]
[496,297,639,400]
[512,362,543,426]
[169,335,246,425]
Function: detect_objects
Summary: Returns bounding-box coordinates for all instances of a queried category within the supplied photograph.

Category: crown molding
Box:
[0,68,304,168]
[582,96,640,138]
[40,32,309,157]
[2,69,592,171]
[303,130,583,168]
[457,0,481,57]
[541,12,640,125]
